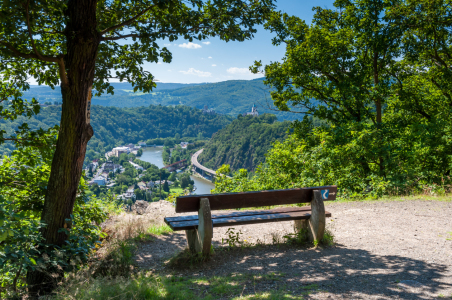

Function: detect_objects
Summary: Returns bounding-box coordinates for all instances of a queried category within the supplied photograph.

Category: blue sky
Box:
[150,0,335,83]
[26,1,335,85]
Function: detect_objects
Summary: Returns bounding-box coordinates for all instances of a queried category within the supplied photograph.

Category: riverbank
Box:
[140,148,215,195]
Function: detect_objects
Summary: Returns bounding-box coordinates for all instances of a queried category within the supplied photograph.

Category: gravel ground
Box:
[133,199,452,299]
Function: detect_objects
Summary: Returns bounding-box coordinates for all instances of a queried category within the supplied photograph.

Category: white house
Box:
[129,161,144,171]
[112,146,130,157]
[93,176,106,186]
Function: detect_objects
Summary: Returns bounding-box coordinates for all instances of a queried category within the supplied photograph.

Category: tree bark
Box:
[27,0,99,296]
[373,50,385,177]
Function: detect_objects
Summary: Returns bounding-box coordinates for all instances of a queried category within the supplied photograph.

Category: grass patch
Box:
[447,232,452,241]
[51,272,319,300]
[148,224,173,236]
[170,186,185,194]
[89,240,137,278]
[134,224,173,241]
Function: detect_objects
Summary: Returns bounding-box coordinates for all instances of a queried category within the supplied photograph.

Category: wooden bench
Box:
[164,186,337,256]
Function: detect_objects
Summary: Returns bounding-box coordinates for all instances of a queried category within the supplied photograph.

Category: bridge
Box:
[191,149,216,178]
[162,159,187,172]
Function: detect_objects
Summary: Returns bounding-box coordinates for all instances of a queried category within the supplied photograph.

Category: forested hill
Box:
[0,105,232,157]
[25,79,310,121]
[198,114,291,172]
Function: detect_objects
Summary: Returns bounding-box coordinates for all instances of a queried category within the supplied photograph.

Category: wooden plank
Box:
[308,190,325,243]
[167,210,332,231]
[175,186,337,213]
[165,206,314,223]
[197,198,213,256]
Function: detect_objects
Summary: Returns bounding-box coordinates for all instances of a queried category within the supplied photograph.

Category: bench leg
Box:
[309,190,326,243]
[185,229,198,252]
[293,219,308,233]
[185,198,213,256]
[293,190,326,244]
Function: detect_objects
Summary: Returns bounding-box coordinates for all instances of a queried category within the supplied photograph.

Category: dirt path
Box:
[134,199,452,299]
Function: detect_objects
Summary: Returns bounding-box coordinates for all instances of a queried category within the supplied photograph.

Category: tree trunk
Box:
[27,0,99,296]
[373,51,384,177]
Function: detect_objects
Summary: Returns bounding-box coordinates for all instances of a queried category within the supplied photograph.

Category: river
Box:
[139,147,215,195]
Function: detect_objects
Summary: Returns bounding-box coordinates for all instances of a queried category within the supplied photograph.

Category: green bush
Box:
[0,143,123,298]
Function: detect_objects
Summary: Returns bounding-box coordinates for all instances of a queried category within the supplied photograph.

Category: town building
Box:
[128,160,144,171]
[243,104,259,117]
[138,142,147,147]
[92,176,106,186]
[103,161,121,173]
[88,161,98,171]
[112,146,130,157]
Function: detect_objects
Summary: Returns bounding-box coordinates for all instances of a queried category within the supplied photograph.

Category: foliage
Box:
[0,105,232,159]
[162,181,170,193]
[147,224,173,236]
[0,141,119,298]
[1,0,277,294]
[221,228,244,248]
[90,240,136,278]
[180,173,194,189]
[198,114,290,172]
[243,0,452,195]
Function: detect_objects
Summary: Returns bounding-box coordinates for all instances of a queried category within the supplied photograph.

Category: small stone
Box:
[132,200,150,215]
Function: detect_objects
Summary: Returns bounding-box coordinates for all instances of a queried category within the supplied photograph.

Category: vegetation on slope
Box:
[198,114,290,172]
[0,105,232,159]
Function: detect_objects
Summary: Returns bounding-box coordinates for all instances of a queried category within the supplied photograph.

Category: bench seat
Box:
[166,186,337,255]
[164,206,332,231]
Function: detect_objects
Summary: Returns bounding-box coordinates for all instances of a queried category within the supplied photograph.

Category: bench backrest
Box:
[175,185,337,213]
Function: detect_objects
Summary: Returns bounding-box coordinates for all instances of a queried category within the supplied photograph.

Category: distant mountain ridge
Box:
[23,79,310,121]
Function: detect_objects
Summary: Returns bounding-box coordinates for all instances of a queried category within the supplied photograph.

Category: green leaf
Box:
[0,231,7,242]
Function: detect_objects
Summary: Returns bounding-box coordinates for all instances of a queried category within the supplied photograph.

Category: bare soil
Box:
[132,199,452,299]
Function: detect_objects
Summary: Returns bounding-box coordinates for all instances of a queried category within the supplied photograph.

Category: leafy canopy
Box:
[0,0,274,145]
[225,0,452,196]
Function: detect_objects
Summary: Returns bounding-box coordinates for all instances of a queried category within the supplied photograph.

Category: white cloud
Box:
[208,56,213,59]
[178,42,202,49]
[157,62,162,64]
[179,68,211,77]
[226,67,253,74]
[202,42,211,45]
[163,43,171,46]
[212,64,217,67]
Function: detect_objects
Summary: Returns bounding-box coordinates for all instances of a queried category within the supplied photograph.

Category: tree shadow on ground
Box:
[147,236,451,299]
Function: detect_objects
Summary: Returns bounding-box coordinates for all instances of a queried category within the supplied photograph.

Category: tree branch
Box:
[101,25,212,41]
[0,41,59,63]
[102,33,141,41]
[25,0,46,61]
[101,5,157,34]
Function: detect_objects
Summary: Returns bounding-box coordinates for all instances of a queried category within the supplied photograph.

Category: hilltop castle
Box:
[202,105,216,115]
[243,104,259,117]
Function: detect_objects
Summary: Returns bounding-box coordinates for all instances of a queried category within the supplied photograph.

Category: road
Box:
[191,149,216,176]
